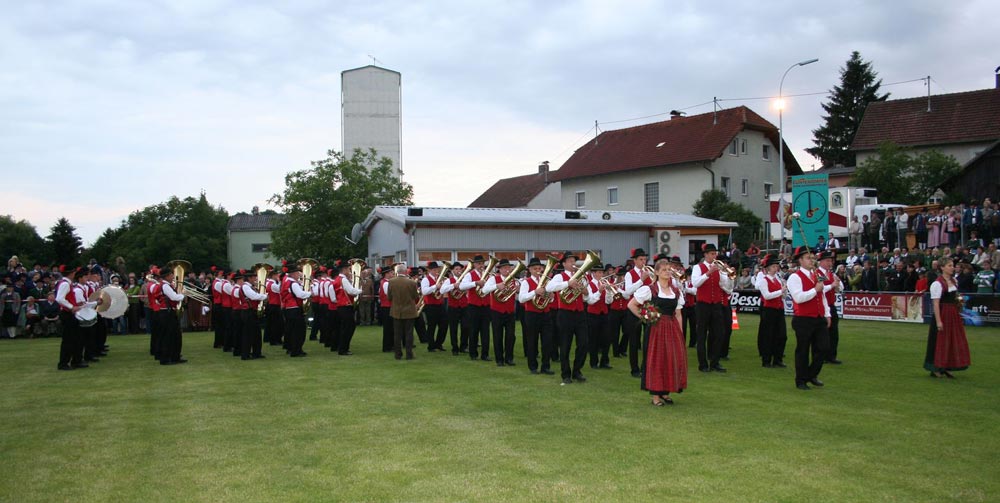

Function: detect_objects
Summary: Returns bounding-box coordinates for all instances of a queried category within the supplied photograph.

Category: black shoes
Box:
[827,359,843,365]
[572,373,587,383]
[529,369,539,374]
[762,361,773,368]
[505,360,515,366]
[808,378,824,387]
[57,364,73,371]
[562,377,572,384]
[540,369,555,375]
[699,367,711,373]
[480,356,492,362]
[773,361,787,368]
[630,370,642,378]
[796,383,811,390]
[496,361,505,367]
[711,365,727,373]
[599,363,613,369]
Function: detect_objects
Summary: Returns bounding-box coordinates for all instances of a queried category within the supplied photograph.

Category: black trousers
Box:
[326,305,340,349]
[682,305,697,347]
[792,315,829,384]
[826,311,840,361]
[283,308,306,356]
[58,311,81,367]
[447,306,468,352]
[720,306,733,359]
[380,307,394,351]
[229,307,243,356]
[423,304,447,349]
[587,312,610,367]
[94,320,107,353]
[605,309,625,357]
[491,310,516,363]
[415,315,428,343]
[466,304,491,359]
[695,302,727,369]
[223,307,237,351]
[393,317,415,356]
[212,303,224,347]
[757,307,787,364]
[522,310,553,372]
[265,304,283,345]
[240,310,263,358]
[623,312,642,373]
[336,306,357,354]
[157,310,182,362]
[149,309,162,358]
[556,310,588,379]
[312,303,327,344]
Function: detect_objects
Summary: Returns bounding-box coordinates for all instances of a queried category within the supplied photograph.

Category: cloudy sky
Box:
[3,0,997,244]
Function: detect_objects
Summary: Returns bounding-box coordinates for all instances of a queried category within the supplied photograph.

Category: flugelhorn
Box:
[474,255,499,297]
[531,255,559,309]
[494,260,526,302]
[559,250,600,303]
[298,258,318,310]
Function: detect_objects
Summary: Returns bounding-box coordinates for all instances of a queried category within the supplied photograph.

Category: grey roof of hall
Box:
[228,213,284,232]
[363,206,737,230]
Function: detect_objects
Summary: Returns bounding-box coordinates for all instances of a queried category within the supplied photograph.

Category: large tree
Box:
[850,141,962,205]
[692,190,763,250]
[269,148,414,262]
[0,215,51,266]
[807,51,889,168]
[89,193,229,272]
[47,217,83,267]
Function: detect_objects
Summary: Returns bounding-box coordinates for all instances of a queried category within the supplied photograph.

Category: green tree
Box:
[47,217,83,267]
[807,51,889,167]
[90,193,229,272]
[0,215,51,266]
[850,141,961,205]
[692,190,763,249]
[269,148,414,262]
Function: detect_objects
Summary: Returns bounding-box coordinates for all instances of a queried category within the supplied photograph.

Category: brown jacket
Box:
[387,276,420,319]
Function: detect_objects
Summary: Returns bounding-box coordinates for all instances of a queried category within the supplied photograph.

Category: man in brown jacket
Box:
[386,264,420,359]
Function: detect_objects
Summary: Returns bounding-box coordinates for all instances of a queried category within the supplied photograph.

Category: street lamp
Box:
[776,58,818,245]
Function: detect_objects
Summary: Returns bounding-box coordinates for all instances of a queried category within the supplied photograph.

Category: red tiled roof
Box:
[468,171,550,208]
[549,106,801,182]
[851,88,1000,151]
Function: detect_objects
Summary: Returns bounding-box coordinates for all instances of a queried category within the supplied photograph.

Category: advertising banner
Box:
[841,292,923,322]
[790,173,829,248]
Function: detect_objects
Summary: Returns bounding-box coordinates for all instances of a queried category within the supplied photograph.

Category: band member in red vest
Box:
[238,270,268,360]
[309,267,327,343]
[682,272,697,348]
[222,272,240,354]
[622,249,653,377]
[604,264,627,369]
[378,265,396,352]
[718,257,735,361]
[55,268,89,370]
[280,263,312,357]
[482,259,518,366]
[155,268,187,365]
[517,257,555,375]
[85,266,108,360]
[586,264,611,369]
[545,251,593,384]
[817,251,844,365]
[459,255,492,361]
[755,254,788,368]
[333,259,363,355]
[420,261,448,352]
[786,246,831,390]
[439,261,470,355]
[264,269,283,346]
[210,267,226,348]
[226,272,244,357]
[146,268,166,360]
[214,270,233,352]
[691,243,730,373]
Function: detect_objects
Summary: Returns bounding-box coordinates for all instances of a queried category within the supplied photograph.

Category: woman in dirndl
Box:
[925,258,971,378]
[628,258,687,406]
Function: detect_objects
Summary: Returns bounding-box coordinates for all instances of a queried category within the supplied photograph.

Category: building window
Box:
[764,182,773,201]
[740,139,748,155]
[729,139,738,156]
[644,182,659,212]
[741,178,749,197]
[456,251,489,262]
[251,243,270,253]
[720,177,730,198]
[575,191,585,208]
[607,187,619,206]
[762,144,771,161]
[417,251,453,262]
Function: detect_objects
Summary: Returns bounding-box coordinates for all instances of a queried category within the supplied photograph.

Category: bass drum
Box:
[75,307,99,327]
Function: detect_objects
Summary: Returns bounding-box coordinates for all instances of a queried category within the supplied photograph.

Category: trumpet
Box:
[531,255,559,310]
[712,260,736,276]
[494,260,526,302]
[670,268,688,282]
[474,255,499,297]
[559,250,600,303]
[600,276,625,300]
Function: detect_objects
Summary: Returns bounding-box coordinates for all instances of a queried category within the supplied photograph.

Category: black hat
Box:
[603,263,616,271]
[472,255,486,263]
[426,261,441,270]
[378,265,393,275]
[284,263,300,273]
[818,250,836,261]
[669,256,683,265]
[630,248,648,259]
[653,253,669,262]
[762,254,781,267]
[451,261,465,269]
[791,246,811,260]
[559,251,578,263]
[702,243,718,253]
[527,257,543,267]
[497,258,512,267]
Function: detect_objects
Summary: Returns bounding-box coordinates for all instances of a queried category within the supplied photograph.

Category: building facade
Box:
[227,213,283,270]
[342,65,402,178]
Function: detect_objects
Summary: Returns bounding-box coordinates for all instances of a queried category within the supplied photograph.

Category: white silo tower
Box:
[341,65,402,179]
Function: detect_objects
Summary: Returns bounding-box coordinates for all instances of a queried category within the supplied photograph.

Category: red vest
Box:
[609,294,628,311]
[683,281,696,307]
[792,270,825,318]
[314,278,328,307]
[148,281,164,312]
[212,278,222,305]
[627,268,653,298]
[696,262,725,304]
[522,276,547,313]
[280,276,303,309]
[423,275,444,306]
[243,284,261,311]
[820,268,836,307]
[266,279,280,306]
[762,276,784,309]
[555,271,584,312]
[488,273,516,314]
[447,277,467,308]
[467,270,487,307]
[586,280,608,315]
[231,283,248,310]
[56,278,74,312]
[379,278,392,308]
[219,281,232,308]
[333,275,352,308]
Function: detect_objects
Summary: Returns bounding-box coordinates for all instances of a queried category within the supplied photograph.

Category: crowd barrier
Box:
[730,289,1000,327]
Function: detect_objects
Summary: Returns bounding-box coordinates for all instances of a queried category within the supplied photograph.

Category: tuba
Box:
[494,260,526,302]
[474,256,499,297]
[559,250,600,303]
[164,259,192,318]
[349,259,366,306]
[252,263,273,317]
[431,261,453,299]
[531,255,559,310]
[298,258,318,310]
[450,262,472,299]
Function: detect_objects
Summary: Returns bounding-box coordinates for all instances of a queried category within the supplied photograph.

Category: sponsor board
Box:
[842,293,922,322]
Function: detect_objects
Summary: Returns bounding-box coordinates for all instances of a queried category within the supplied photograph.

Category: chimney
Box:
[251,205,259,215]
[538,161,549,183]
[996,66,1000,88]
[669,110,685,120]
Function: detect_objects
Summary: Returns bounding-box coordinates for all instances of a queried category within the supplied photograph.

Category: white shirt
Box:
[290,279,311,300]
[756,273,784,301]
[420,275,442,296]
[340,274,362,296]
[241,283,267,301]
[222,281,234,295]
[459,268,483,292]
[633,283,684,307]
[517,275,543,303]
[785,271,831,317]
[481,274,503,295]
[545,271,572,293]
[162,283,185,302]
[622,266,647,299]
[583,280,601,305]
[845,255,858,268]
[929,279,956,299]
[55,279,74,310]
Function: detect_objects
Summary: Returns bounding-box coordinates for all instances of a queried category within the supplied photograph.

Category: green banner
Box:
[790,173,829,248]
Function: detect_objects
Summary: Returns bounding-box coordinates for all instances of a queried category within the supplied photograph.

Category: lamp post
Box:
[776,58,819,246]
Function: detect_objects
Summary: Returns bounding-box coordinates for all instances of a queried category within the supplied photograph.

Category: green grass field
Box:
[1,317,997,502]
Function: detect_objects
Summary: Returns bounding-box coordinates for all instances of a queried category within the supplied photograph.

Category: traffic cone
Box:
[731,307,740,330]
